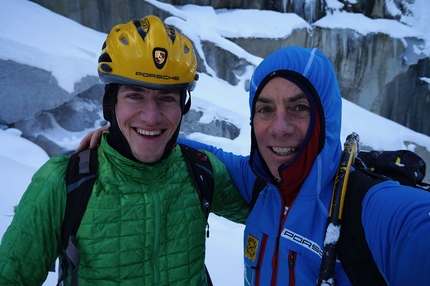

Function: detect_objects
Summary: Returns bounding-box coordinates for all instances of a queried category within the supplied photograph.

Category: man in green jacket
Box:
[0,15,249,285]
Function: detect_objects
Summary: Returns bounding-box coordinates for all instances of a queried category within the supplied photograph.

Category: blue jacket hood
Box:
[249,47,343,192]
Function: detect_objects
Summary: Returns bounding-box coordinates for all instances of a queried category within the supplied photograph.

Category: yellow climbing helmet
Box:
[98,15,198,91]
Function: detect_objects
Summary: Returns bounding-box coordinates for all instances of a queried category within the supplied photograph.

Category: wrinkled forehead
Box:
[250,72,317,121]
[255,76,310,105]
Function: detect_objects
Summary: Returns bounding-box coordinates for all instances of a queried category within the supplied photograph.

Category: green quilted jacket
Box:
[0,135,249,285]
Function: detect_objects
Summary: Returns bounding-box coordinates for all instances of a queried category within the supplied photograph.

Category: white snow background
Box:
[1,0,430,285]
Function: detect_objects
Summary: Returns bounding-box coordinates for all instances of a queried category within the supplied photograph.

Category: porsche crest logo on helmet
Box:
[154,50,165,64]
[153,48,167,69]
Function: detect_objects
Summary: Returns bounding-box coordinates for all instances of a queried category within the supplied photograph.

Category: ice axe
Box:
[317,132,360,286]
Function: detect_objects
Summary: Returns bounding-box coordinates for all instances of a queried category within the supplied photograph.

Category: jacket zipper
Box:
[270,205,290,285]
[270,237,280,286]
[149,175,161,284]
[288,251,297,285]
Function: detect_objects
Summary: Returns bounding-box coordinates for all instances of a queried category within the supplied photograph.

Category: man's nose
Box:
[139,100,162,123]
[271,110,295,137]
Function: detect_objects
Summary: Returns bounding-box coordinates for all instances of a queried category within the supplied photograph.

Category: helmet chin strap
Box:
[182,90,191,114]
[107,115,138,162]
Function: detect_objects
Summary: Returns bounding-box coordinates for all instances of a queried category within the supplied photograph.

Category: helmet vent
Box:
[120,37,129,46]
[100,64,112,73]
[99,52,112,63]
[136,19,149,42]
[184,45,190,54]
[165,25,176,43]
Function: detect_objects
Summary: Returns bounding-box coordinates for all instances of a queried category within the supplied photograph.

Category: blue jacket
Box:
[180,47,430,285]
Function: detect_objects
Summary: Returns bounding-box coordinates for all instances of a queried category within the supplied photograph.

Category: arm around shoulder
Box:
[179,138,256,202]
[205,151,249,224]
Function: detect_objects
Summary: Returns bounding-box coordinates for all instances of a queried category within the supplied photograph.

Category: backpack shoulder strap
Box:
[249,177,267,211]
[179,144,214,286]
[57,148,98,286]
[62,148,98,245]
[338,168,387,286]
[179,143,214,236]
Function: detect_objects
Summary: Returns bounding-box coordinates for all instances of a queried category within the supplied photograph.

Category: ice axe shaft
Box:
[317,132,360,286]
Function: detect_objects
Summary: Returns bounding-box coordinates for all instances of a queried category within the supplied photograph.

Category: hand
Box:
[77,125,110,151]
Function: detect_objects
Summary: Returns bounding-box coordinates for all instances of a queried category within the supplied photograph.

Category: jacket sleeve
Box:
[178,138,256,203]
[362,180,430,285]
[0,156,68,285]
[201,151,249,224]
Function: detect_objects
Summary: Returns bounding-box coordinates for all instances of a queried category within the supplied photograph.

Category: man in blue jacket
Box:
[80,46,430,285]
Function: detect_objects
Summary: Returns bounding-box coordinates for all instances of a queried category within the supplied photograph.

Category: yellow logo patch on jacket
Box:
[244,234,259,262]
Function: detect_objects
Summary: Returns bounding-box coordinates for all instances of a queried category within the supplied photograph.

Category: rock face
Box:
[2,0,429,181]
[26,0,327,32]
[0,59,99,124]
[12,1,429,137]
[12,84,107,156]
[214,29,430,138]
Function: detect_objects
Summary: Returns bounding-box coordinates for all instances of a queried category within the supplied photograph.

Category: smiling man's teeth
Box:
[272,147,296,156]
[137,129,161,136]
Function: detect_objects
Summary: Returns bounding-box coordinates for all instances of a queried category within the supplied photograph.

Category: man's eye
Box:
[161,96,175,102]
[257,106,271,113]
[290,104,310,118]
[296,104,310,112]
[129,93,140,99]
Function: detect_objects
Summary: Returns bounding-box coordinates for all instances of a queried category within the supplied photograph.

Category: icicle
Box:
[305,0,317,23]
[282,0,288,13]
[342,30,348,59]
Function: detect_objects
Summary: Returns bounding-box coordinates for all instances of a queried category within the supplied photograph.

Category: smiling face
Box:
[253,77,311,179]
[115,85,182,163]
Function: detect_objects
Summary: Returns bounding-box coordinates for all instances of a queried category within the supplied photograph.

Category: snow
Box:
[323,223,341,246]
[320,277,336,286]
[0,0,106,93]
[314,10,424,39]
[1,0,430,285]
[420,77,430,84]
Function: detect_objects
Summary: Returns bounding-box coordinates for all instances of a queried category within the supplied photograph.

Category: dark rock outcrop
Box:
[0,59,99,124]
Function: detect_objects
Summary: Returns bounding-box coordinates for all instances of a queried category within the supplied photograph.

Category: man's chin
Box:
[134,151,163,163]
